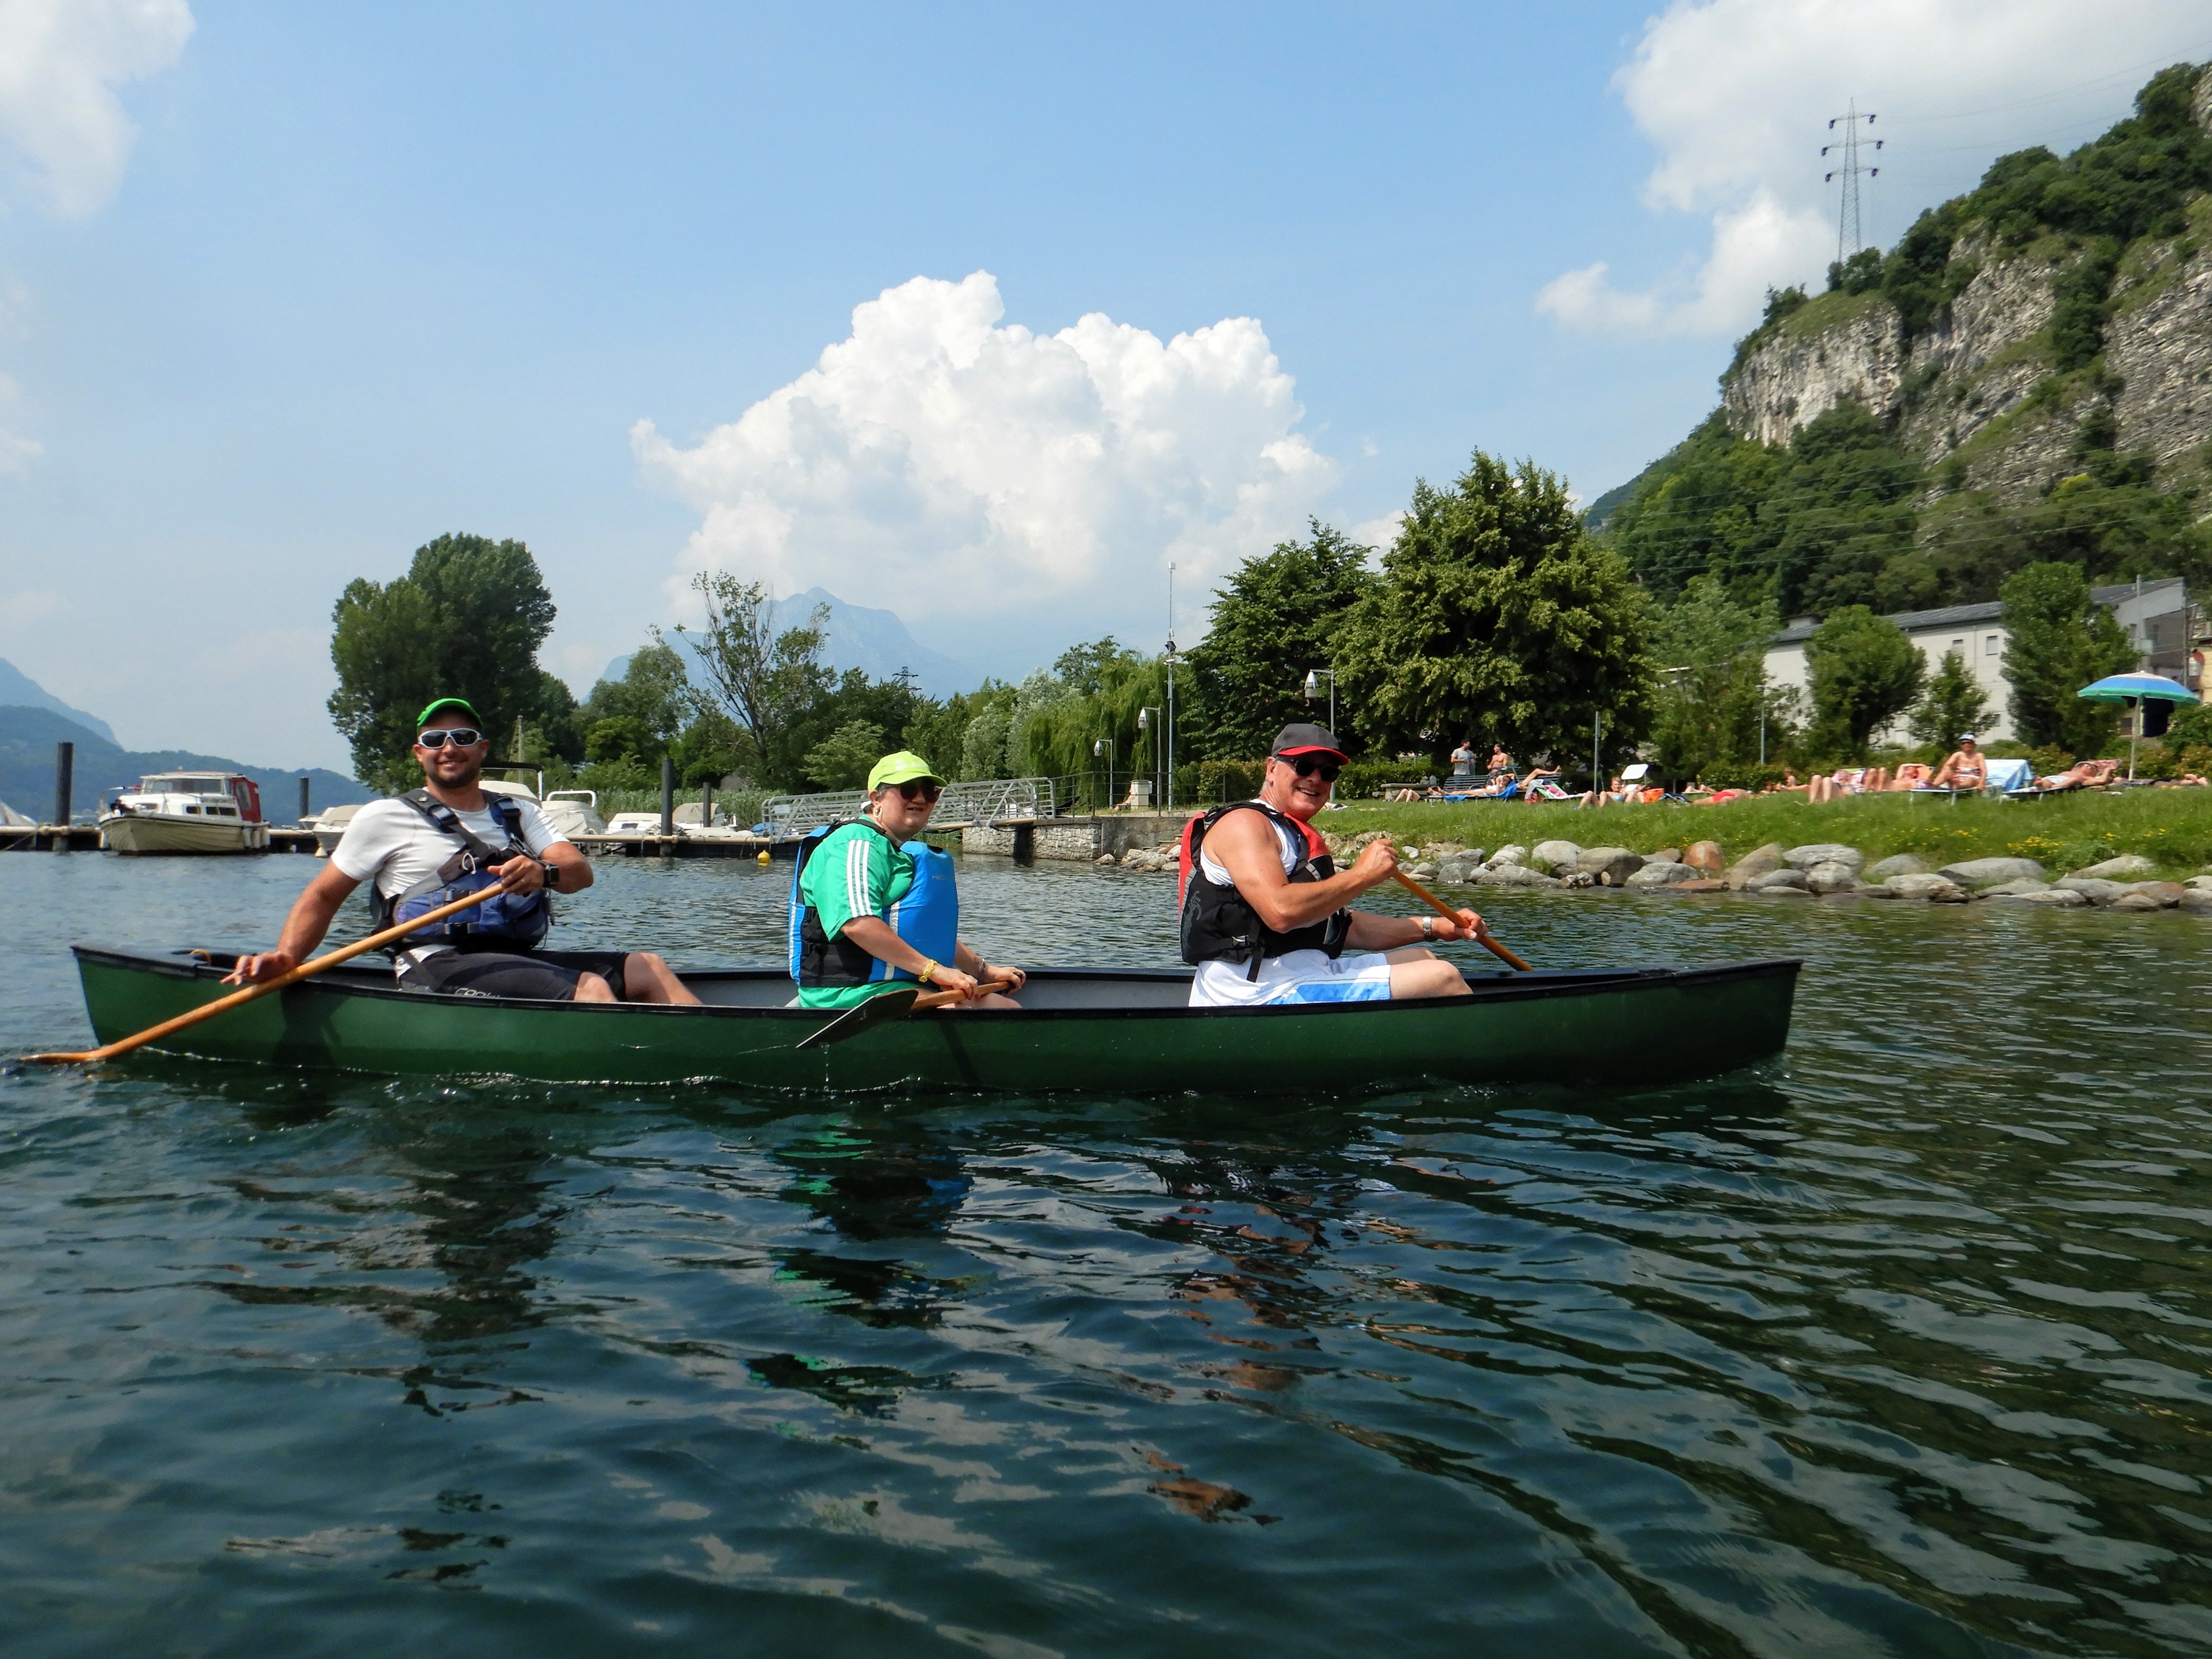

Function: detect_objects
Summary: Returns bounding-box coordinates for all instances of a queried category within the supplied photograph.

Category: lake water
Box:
[5,850,2212,1656]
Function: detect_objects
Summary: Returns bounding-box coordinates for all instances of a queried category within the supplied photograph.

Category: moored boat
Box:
[542,789,606,837]
[66,947,1799,1095]
[308,801,365,855]
[98,773,270,855]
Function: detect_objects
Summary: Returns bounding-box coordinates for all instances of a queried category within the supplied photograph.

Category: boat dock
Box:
[3,824,325,853]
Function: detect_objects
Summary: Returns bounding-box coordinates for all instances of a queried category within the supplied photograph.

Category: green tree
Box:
[1647,577,1779,781]
[803,720,888,789]
[1805,606,1925,756]
[2000,562,2138,751]
[580,640,693,761]
[679,573,832,788]
[1336,453,1650,770]
[327,532,558,793]
[1907,650,1994,751]
[1183,522,1374,758]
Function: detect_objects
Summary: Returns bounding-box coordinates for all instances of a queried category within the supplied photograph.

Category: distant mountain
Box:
[0,706,374,822]
[0,659,116,742]
[603,588,986,697]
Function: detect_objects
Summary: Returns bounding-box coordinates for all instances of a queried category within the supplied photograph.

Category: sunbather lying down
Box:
[2031,757,2120,792]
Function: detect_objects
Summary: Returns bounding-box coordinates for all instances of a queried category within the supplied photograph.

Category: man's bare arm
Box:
[1204,811,1397,932]
[223,864,361,985]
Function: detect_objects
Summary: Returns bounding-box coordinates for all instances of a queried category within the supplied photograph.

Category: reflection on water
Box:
[4,851,2212,1654]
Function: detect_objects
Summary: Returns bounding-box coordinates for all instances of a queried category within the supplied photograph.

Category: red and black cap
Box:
[1271,722,1346,761]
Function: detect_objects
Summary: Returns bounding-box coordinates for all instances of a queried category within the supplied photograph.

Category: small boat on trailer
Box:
[67,947,1799,1095]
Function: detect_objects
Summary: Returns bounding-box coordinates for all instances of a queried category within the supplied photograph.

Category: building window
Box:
[1985,634,2000,655]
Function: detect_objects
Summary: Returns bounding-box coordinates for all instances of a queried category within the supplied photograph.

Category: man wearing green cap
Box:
[788,751,1024,1010]
[226,697,698,1005]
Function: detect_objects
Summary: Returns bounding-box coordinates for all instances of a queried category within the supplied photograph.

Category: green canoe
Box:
[66,946,1799,1095]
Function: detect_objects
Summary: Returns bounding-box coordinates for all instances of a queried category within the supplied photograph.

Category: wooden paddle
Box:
[1390,865,1534,972]
[24,888,508,1065]
[796,977,1017,1050]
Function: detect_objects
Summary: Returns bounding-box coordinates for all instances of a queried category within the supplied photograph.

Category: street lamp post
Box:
[1163,637,1178,809]
[1092,736,1113,813]
[1302,668,1336,734]
[1136,707,1163,807]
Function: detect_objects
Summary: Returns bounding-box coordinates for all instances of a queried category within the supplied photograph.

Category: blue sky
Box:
[1,0,2206,769]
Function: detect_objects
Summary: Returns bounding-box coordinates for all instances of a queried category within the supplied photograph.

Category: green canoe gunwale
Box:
[69,946,1802,1095]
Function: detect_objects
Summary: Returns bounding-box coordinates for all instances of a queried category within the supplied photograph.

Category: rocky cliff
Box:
[1718,64,2212,513]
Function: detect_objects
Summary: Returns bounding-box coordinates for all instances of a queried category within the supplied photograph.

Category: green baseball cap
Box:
[866,750,946,791]
[416,697,481,730]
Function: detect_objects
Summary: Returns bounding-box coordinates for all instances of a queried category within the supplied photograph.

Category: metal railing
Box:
[760,777,1057,837]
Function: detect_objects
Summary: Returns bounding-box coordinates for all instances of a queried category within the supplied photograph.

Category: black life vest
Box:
[1177,800,1349,979]
[371,790,552,953]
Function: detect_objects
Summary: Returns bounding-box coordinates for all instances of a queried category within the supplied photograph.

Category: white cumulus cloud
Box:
[1541,0,2212,337]
[0,0,193,217]
[635,272,1334,639]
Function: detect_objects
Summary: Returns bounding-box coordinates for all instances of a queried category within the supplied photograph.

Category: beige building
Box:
[1761,578,2197,746]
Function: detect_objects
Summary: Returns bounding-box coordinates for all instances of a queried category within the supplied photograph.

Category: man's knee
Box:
[1391,958,1468,999]
[575,972,616,1003]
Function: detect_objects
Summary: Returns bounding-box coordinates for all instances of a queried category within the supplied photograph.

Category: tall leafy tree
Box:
[1336,453,1650,769]
[1907,651,1994,751]
[1646,577,1779,781]
[678,573,832,787]
[2000,562,2138,752]
[1804,606,1925,755]
[328,532,558,792]
[1183,522,1374,758]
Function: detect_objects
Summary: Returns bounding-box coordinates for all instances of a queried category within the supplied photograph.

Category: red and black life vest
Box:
[1176,800,1349,979]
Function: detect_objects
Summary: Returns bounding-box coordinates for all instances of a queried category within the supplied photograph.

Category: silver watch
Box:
[1419,915,1435,940]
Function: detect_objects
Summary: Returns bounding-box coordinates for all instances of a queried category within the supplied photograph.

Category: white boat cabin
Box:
[108,772,264,822]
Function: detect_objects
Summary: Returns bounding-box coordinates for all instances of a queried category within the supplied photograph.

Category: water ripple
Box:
[3,853,2210,1655]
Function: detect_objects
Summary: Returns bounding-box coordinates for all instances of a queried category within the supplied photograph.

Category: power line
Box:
[1822,101,1883,264]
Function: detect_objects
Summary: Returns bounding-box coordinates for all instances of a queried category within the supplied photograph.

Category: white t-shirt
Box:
[331,795,566,968]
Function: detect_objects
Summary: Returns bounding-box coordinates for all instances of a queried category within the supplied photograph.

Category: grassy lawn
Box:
[1321,789,2212,878]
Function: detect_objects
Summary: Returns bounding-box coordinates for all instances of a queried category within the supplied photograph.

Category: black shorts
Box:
[401,948,638,1001]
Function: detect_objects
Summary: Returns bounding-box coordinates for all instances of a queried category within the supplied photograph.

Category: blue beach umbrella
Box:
[2077,673,2200,779]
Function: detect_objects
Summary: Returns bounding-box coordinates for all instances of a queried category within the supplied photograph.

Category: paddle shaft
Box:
[25,887,512,1064]
[1390,868,1533,972]
[793,976,1020,1050]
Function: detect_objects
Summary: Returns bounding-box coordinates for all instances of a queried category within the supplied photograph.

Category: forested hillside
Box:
[1593,60,2212,614]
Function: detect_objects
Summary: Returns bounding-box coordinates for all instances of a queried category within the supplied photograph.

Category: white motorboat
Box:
[308,801,366,856]
[542,789,606,837]
[100,772,271,855]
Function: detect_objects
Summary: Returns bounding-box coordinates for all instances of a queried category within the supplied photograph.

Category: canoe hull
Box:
[69,948,1799,1096]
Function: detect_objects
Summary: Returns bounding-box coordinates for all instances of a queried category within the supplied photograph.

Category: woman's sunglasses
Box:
[1276,755,1340,782]
[895,781,942,803]
[417,728,483,749]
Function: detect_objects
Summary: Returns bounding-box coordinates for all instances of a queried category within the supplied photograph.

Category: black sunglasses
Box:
[417,728,484,749]
[896,781,942,803]
[1275,755,1340,782]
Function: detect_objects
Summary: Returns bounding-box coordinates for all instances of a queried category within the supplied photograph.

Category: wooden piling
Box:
[659,757,674,838]
[52,742,72,854]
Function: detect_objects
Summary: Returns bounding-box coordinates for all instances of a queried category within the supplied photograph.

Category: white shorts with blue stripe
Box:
[1188,949,1394,1008]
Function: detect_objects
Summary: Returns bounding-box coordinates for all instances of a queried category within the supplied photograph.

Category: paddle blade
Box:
[794,986,920,1050]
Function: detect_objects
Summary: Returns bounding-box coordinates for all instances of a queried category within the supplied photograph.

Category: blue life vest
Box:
[789,819,959,988]
[372,790,552,953]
